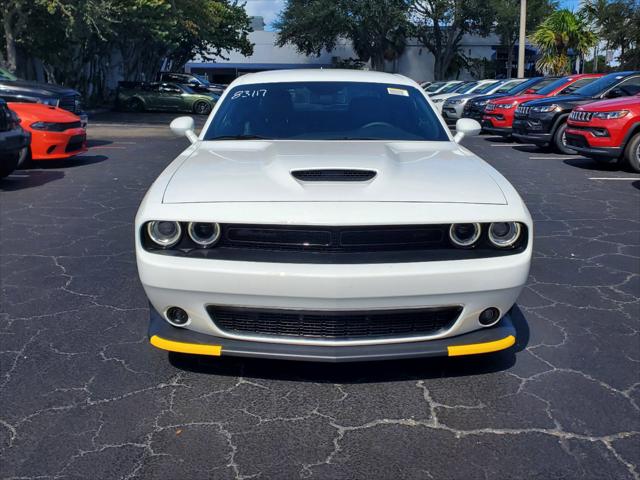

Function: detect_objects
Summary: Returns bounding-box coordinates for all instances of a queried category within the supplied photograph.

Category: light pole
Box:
[517,0,527,77]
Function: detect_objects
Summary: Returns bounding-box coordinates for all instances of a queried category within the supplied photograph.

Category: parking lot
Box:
[1,112,639,479]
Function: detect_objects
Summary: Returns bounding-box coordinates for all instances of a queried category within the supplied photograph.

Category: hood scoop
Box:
[291,169,377,182]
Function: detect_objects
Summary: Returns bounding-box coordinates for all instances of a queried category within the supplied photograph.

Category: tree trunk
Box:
[3,13,17,73]
[506,43,515,78]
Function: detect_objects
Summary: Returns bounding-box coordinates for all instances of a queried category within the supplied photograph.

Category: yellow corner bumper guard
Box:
[150,335,222,356]
[447,335,516,356]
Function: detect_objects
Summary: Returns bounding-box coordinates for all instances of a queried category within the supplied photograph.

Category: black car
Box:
[512,71,640,153]
[0,99,30,178]
[158,72,226,95]
[0,73,87,126]
[462,77,557,121]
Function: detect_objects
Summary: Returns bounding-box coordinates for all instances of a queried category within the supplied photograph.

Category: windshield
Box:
[440,82,463,93]
[180,84,196,94]
[204,81,449,142]
[536,77,574,95]
[495,79,525,93]
[572,72,632,97]
[474,81,500,94]
[424,82,445,92]
[456,82,479,94]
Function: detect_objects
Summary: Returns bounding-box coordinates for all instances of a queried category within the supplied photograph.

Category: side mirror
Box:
[454,118,481,143]
[170,116,198,144]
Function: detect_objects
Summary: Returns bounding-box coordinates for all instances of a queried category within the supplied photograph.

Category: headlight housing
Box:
[433,98,445,103]
[488,222,522,248]
[188,222,221,247]
[147,221,182,247]
[449,223,481,247]
[592,110,629,120]
[532,104,559,113]
[494,102,517,110]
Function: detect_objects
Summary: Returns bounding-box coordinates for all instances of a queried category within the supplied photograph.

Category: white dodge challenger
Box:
[136,69,532,362]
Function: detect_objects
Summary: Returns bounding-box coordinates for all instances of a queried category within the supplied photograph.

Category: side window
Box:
[159,83,181,94]
[615,77,640,96]
[559,78,595,95]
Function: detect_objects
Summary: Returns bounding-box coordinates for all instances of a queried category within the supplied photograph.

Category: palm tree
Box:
[530,9,598,75]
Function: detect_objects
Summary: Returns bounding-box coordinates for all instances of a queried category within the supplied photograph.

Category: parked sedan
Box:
[117,82,220,115]
[136,69,532,362]
[0,99,30,178]
[513,71,640,154]
[565,95,640,172]
[431,80,500,112]
[8,102,87,164]
[424,80,464,96]
[482,74,602,137]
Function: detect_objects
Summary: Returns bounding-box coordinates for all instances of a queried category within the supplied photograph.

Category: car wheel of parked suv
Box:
[553,122,576,155]
[623,133,640,173]
[17,146,31,169]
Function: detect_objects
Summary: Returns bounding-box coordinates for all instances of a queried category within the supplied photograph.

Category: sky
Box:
[244,0,285,30]
[243,0,584,32]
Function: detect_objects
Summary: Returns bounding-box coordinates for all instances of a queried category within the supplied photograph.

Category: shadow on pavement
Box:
[87,139,113,147]
[563,157,622,172]
[31,155,109,169]
[633,181,640,190]
[0,169,65,191]
[168,305,529,384]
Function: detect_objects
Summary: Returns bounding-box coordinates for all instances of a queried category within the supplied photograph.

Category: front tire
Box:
[0,152,20,178]
[622,133,640,173]
[553,122,576,155]
[17,146,32,169]
[193,101,211,115]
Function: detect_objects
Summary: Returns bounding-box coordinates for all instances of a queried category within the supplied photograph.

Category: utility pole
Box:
[517,0,527,78]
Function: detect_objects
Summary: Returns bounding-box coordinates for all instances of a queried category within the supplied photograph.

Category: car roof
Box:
[231,69,417,87]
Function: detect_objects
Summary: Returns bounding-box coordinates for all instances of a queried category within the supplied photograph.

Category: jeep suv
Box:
[512,71,640,154]
[0,99,30,178]
[565,95,640,172]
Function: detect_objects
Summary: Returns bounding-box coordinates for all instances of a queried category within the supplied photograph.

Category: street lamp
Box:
[517,0,526,77]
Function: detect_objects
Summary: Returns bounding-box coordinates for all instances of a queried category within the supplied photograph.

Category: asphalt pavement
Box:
[1,112,639,479]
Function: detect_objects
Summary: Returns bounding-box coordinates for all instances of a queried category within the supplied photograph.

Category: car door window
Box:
[558,77,597,95]
[612,77,640,97]
[159,83,181,94]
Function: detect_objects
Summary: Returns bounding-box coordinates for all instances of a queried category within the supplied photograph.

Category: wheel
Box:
[17,146,32,169]
[193,101,211,115]
[553,122,577,155]
[622,133,640,173]
[127,98,144,112]
[0,152,20,178]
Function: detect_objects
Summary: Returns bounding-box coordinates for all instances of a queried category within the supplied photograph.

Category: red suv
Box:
[482,74,603,137]
[565,95,640,172]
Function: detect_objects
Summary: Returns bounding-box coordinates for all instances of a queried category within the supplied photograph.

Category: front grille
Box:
[515,106,531,117]
[58,95,81,114]
[65,134,85,152]
[569,110,593,122]
[48,121,82,132]
[485,103,496,112]
[292,169,376,182]
[208,306,462,340]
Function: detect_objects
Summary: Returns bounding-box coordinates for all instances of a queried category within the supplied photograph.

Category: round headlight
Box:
[147,221,182,247]
[449,223,481,247]
[188,222,221,247]
[488,222,521,247]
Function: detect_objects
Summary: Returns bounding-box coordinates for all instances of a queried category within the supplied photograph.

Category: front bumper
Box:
[30,128,87,160]
[148,306,517,362]
[442,104,464,123]
[565,131,623,159]
[481,120,513,136]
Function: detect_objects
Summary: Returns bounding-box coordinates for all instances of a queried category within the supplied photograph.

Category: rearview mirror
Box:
[454,118,481,143]
[170,116,198,144]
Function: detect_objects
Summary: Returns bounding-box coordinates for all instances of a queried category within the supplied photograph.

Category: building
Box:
[186,17,537,83]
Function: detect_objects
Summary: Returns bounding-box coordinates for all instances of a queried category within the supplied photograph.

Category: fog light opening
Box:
[479,307,501,326]
[165,306,190,327]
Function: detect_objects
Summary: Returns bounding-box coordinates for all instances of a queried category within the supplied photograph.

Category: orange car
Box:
[7,102,87,161]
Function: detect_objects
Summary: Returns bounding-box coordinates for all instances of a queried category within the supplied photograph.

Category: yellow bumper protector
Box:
[447,335,516,356]
[150,335,222,356]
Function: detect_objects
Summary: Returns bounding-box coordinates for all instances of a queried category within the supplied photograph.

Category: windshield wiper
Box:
[208,134,271,140]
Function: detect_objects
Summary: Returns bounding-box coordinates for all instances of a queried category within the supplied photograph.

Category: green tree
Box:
[492,0,558,78]
[529,9,597,75]
[275,0,411,71]
[411,0,495,80]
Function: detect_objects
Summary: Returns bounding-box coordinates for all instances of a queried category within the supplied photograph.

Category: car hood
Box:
[0,80,79,97]
[575,95,640,111]
[7,103,80,122]
[162,141,507,205]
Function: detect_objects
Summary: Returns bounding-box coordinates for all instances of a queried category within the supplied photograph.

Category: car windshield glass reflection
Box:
[204,82,449,141]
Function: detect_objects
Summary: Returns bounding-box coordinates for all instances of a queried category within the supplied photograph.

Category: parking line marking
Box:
[490,144,534,147]
[589,177,640,181]
[529,156,584,160]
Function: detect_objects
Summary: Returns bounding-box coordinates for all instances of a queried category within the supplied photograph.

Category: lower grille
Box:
[565,133,589,148]
[65,134,85,152]
[208,306,462,340]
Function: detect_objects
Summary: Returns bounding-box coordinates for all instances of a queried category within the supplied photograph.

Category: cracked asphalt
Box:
[1,112,639,479]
